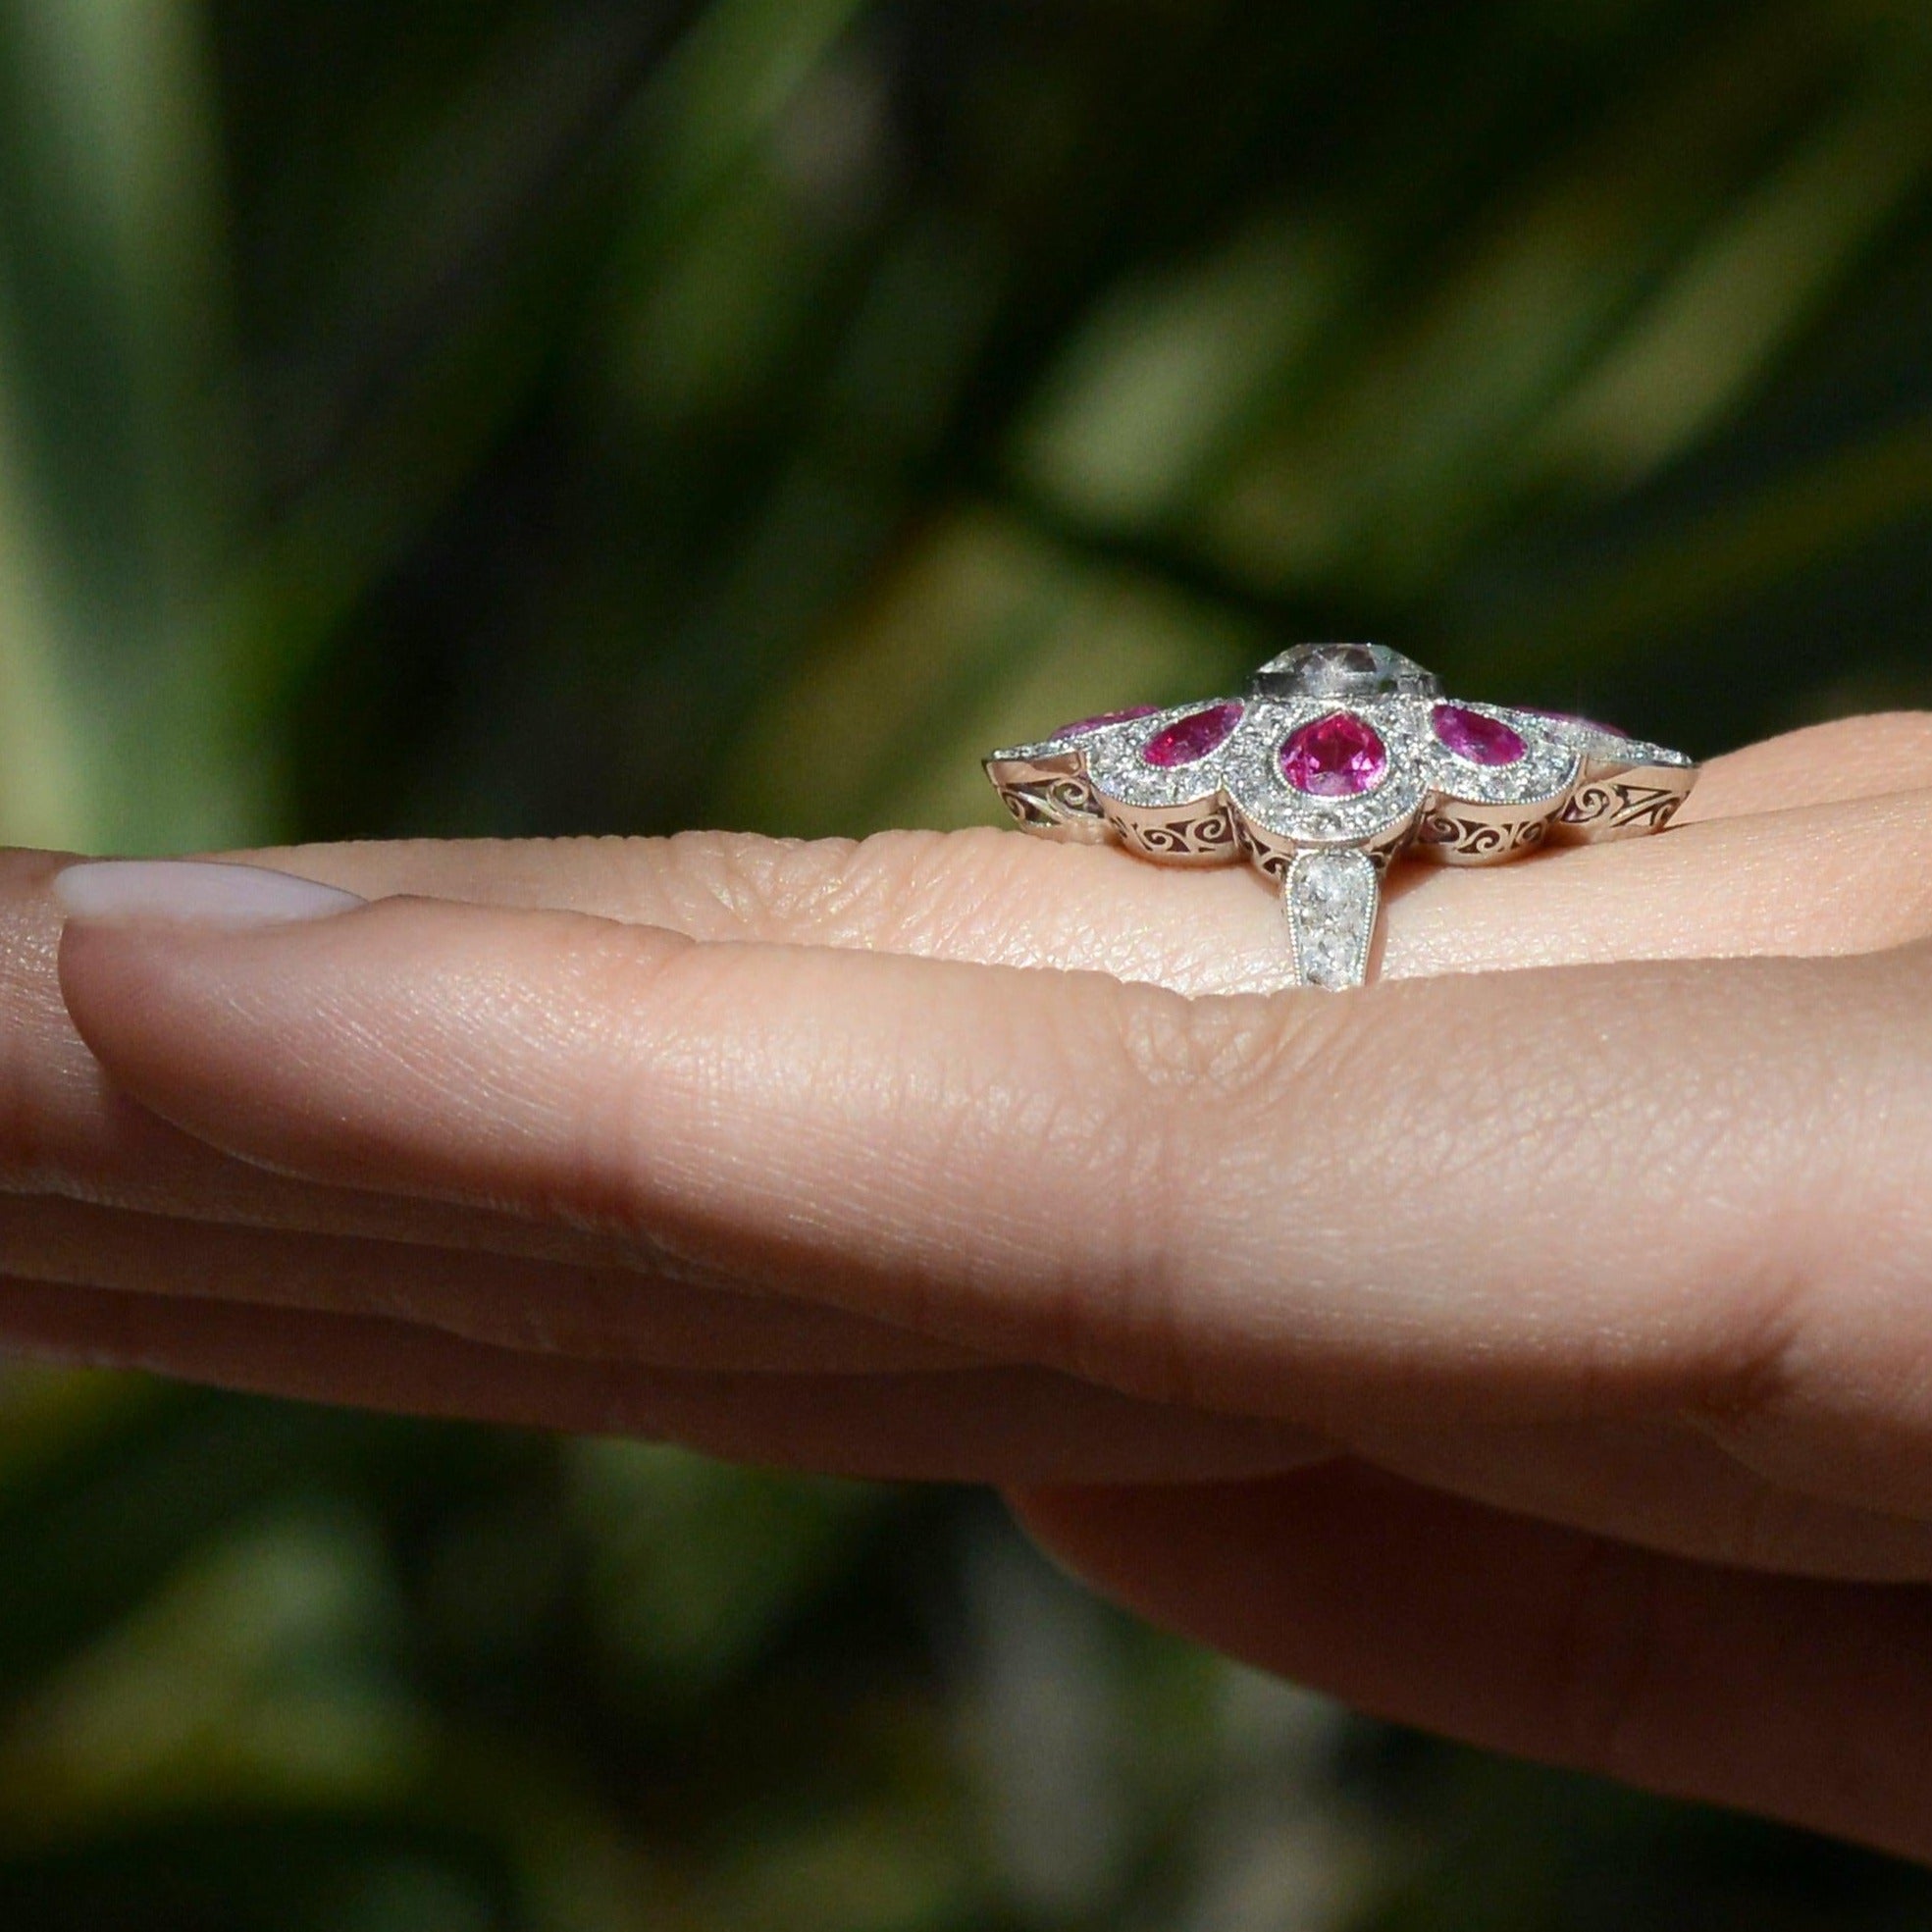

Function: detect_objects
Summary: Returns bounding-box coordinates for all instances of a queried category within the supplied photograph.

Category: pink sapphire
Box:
[1141,701,1242,768]
[1053,704,1160,738]
[1279,711,1387,797]
[1433,704,1526,766]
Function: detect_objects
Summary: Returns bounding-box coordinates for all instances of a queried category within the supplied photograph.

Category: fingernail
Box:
[53,861,367,929]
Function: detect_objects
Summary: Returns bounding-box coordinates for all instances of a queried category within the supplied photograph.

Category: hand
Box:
[5,712,1932,1856]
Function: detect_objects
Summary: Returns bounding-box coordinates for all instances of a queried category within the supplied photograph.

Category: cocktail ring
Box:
[984,643,1699,991]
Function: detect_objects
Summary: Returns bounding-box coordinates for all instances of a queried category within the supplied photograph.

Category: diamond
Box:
[1433,704,1527,767]
[1284,848,1378,990]
[1280,712,1388,797]
[1293,853,1364,914]
[1304,935,1352,985]
[1141,701,1242,768]
[1249,643,1440,702]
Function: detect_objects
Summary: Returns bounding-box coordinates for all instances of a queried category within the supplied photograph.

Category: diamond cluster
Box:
[1419,704,1578,807]
[1077,699,1246,810]
[1285,850,1379,990]
[1521,710,1696,770]
[981,645,1701,991]
[1218,697,1431,850]
[998,694,1589,848]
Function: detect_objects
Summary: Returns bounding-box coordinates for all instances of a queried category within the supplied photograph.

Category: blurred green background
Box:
[2,0,1931,1924]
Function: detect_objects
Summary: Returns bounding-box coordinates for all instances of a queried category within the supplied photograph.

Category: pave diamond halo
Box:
[983,643,1700,991]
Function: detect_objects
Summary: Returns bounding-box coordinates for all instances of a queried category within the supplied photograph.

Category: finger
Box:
[0,844,1016,1409]
[249,758,1932,994]
[14,1194,1931,1581]
[1389,781,1932,977]
[0,1279,1329,1486]
[0,1196,976,1374]
[243,713,1910,922]
[22,1138,1932,1582]
[1325,1409,1932,1583]
[61,874,1932,1573]
[1674,710,1932,822]
[54,884,1932,1501]
[3,729,1925,1260]
[0,850,717,1257]
[1012,1468,1932,1864]
[0,849,1011,1378]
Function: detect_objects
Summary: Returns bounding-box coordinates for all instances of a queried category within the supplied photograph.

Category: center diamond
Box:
[1249,643,1440,702]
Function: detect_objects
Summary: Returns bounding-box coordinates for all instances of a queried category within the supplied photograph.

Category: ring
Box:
[984,643,1700,990]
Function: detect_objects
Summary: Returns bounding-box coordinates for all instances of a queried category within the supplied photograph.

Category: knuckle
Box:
[1118,985,1345,1111]
[652,829,864,935]
[655,826,1011,950]
[1034,984,1355,1406]
[1677,1268,1808,1436]
[518,921,715,1243]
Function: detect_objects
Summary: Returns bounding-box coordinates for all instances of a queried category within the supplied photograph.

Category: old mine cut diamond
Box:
[1287,849,1379,990]
[1249,642,1442,702]
[984,641,1703,993]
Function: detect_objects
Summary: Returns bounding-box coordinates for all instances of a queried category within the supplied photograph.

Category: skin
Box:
[3,712,1932,1854]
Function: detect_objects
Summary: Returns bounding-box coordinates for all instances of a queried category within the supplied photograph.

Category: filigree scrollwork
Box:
[999,776,1101,830]
[1562,780,1687,834]
[982,645,1699,989]
[1239,830,1293,883]
[1128,809,1234,859]
[1417,811,1549,861]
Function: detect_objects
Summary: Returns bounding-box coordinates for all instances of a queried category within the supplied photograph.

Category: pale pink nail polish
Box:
[53,861,366,929]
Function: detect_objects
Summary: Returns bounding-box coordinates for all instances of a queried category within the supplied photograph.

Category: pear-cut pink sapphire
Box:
[1142,701,1242,768]
[1280,711,1387,797]
[1053,704,1159,738]
[1433,704,1526,766]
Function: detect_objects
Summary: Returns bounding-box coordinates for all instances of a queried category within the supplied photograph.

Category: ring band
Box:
[984,644,1700,990]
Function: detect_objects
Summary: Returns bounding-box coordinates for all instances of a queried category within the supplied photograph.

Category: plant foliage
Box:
[1,0,1930,1923]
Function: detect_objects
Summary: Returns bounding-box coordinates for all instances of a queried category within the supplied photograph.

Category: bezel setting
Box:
[984,647,1699,987]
